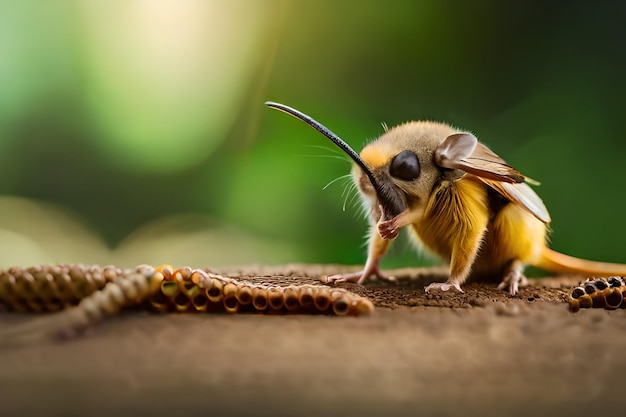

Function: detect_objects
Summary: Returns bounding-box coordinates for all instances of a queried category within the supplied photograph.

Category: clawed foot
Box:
[497,269,529,295]
[377,218,400,240]
[424,282,464,295]
[323,268,396,286]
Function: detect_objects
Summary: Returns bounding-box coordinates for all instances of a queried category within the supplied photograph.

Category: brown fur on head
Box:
[354,121,460,221]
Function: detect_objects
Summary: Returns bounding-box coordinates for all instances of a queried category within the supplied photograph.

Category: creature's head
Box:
[353,121,464,220]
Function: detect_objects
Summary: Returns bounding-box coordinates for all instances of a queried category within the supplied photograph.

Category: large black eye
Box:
[390,150,420,181]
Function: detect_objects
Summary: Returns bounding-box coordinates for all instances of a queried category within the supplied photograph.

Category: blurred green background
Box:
[0,0,624,270]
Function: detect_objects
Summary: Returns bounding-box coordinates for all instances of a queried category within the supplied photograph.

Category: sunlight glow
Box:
[79,0,271,172]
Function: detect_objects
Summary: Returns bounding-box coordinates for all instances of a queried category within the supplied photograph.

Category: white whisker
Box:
[322,171,366,217]
[293,153,352,163]
[323,174,352,191]
[304,144,346,157]
[341,181,355,212]
[292,145,353,164]
[343,181,364,214]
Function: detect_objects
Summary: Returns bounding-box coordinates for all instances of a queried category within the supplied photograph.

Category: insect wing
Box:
[462,142,525,183]
[482,179,551,223]
[436,136,525,184]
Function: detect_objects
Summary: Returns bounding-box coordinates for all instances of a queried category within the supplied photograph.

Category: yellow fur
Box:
[472,196,546,280]
[412,176,490,284]
[360,146,390,169]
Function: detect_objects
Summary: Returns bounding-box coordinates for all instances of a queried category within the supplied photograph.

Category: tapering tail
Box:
[537,248,626,276]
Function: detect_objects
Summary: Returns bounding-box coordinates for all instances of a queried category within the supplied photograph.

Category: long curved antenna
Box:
[265,101,405,218]
[265,102,377,184]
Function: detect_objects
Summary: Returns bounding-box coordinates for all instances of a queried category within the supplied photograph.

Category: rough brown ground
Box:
[1,265,624,417]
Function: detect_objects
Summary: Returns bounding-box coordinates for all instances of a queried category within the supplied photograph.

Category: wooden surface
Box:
[1,266,624,417]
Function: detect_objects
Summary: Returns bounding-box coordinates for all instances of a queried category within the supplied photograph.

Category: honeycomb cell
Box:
[569,277,626,312]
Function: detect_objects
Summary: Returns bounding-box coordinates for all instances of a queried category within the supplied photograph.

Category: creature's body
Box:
[266,103,626,295]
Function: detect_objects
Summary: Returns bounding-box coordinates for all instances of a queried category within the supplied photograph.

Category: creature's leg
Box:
[377,208,424,240]
[486,202,543,295]
[496,259,529,295]
[425,228,486,295]
[326,204,423,285]
[325,231,392,285]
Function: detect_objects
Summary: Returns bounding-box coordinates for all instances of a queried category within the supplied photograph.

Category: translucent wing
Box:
[435,132,550,222]
[464,142,526,183]
[481,179,551,223]
[436,135,525,183]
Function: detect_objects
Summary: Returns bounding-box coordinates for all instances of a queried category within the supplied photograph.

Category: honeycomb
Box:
[0,264,374,316]
[149,265,374,316]
[0,264,374,345]
[569,276,626,312]
[0,264,142,312]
